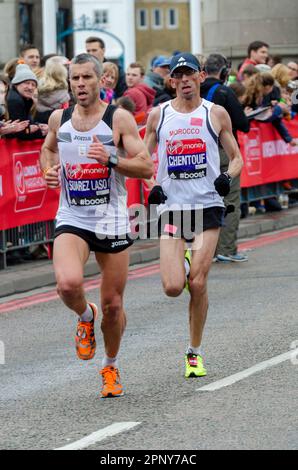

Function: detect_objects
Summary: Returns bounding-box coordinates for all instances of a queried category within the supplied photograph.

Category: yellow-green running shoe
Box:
[184,249,191,293]
[185,353,207,378]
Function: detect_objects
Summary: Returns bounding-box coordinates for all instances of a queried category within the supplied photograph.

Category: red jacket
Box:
[124,83,156,115]
[237,58,257,81]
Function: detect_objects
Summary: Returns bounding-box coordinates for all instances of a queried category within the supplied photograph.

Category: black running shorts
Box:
[158,206,225,242]
[54,225,134,253]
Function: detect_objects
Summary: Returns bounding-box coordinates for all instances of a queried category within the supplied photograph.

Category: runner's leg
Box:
[189,228,220,347]
[95,249,129,359]
[160,236,186,297]
[53,233,90,315]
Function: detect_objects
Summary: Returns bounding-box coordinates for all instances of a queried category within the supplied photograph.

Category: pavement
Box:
[1,205,298,298]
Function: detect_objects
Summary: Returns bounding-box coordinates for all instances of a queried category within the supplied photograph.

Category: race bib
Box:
[166,138,207,180]
[64,162,111,206]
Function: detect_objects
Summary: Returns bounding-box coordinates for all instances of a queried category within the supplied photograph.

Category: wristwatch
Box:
[224,171,232,183]
[108,149,118,168]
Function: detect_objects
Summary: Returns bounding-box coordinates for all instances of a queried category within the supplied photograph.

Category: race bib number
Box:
[166,138,207,180]
[64,162,111,206]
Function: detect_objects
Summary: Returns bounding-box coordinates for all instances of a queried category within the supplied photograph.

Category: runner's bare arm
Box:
[144,107,160,154]
[87,108,154,179]
[114,108,154,178]
[143,107,161,190]
[212,105,243,178]
[40,110,62,188]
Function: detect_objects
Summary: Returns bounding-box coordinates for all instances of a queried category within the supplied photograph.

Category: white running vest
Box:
[156,99,224,212]
[56,106,129,235]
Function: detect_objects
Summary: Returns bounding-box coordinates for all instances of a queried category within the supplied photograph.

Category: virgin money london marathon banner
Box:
[0,139,59,231]
[1,119,298,230]
[238,116,298,187]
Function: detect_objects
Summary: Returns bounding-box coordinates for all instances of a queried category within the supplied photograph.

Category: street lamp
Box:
[42,0,57,54]
[190,0,202,55]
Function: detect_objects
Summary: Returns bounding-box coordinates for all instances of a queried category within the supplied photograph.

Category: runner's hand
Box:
[87,135,110,165]
[148,185,167,205]
[214,173,231,197]
[43,164,61,188]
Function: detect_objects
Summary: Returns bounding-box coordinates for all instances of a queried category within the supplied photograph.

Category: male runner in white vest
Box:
[41,54,153,397]
[145,53,243,378]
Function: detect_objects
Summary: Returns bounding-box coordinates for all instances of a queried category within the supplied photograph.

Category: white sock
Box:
[102,355,118,369]
[186,345,203,357]
[80,304,93,322]
[184,259,190,277]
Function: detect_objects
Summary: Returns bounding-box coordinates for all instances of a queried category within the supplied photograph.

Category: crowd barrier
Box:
[1,117,298,268]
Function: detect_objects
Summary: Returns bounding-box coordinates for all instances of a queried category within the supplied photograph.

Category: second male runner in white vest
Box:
[145,53,243,378]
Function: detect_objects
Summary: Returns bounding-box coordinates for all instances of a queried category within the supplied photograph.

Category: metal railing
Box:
[0,179,298,269]
[0,220,56,269]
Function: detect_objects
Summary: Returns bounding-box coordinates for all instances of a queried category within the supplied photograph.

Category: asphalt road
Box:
[0,228,298,450]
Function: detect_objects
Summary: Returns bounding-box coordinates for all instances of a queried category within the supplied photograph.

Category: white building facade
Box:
[73,0,136,67]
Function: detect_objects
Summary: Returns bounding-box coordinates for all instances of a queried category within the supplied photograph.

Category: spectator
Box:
[3,58,20,82]
[243,72,296,145]
[271,63,291,89]
[0,73,29,137]
[201,54,250,139]
[145,55,176,106]
[40,53,59,68]
[238,40,269,81]
[242,64,259,86]
[267,55,282,68]
[243,72,275,109]
[287,61,298,80]
[227,68,238,85]
[201,53,250,263]
[0,73,9,119]
[153,74,176,106]
[6,64,48,140]
[85,36,105,62]
[144,55,171,100]
[20,43,43,79]
[124,62,156,120]
[116,96,136,114]
[229,80,246,104]
[100,61,119,103]
[255,63,272,73]
[36,59,70,123]
[85,36,126,98]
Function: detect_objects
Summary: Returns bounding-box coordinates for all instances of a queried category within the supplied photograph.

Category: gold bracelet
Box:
[42,167,51,178]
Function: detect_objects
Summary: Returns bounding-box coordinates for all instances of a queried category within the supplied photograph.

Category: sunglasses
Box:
[171,69,198,79]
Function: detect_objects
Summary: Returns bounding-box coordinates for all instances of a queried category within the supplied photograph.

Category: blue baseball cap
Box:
[170,52,201,76]
[153,55,171,68]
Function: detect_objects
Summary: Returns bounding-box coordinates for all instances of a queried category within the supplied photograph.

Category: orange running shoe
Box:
[75,303,98,360]
[100,366,124,398]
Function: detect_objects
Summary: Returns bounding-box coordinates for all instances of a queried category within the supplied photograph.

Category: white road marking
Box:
[197,349,298,392]
[54,422,141,450]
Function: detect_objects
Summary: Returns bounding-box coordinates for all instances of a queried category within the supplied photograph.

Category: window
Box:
[94,9,109,26]
[57,8,69,56]
[19,3,33,45]
[137,9,148,30]
[152,8,163,29]
[167,8,178,29]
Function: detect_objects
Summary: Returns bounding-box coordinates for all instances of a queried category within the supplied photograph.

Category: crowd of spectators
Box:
[1,38,297,143]
[1,38,298,262]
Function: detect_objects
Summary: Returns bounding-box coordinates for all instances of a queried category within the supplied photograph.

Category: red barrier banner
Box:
[2,118,298,231]
[238,117,298,188]
[0,139,59,230]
